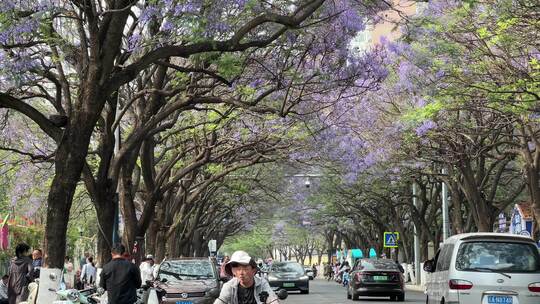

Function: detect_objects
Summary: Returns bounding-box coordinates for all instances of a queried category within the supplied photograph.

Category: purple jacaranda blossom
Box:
[529,113,540,120]
[127,34,141,52]
[161,20,174,32]
[0,0,16,12]
[415,97,427,107]
[416,120,437,137]
[343,172,357,185]
[423,0,461,18]
[385,40,412,57]
[172,1,201,16]
[435,69,445,78]
[249,79,263,88]
[140,6,160,23]
[0,17,39,45]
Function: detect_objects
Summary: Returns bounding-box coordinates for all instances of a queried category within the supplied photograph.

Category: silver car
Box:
[424,233,540,304]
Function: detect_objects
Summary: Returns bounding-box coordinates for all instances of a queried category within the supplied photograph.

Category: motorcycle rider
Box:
[100,243,142,304]
[214,251,278,304]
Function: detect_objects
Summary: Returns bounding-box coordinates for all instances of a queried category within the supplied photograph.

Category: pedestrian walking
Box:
[219,256,232,282]
[342,269,350,287]
[139,255,155,285]
[324,263,333,281]
[100,243,141,304]
[7,243,33,304]
[31,249,42,280]
[80,257,97,288]
[63,256,75,289]
[80,252,90,270]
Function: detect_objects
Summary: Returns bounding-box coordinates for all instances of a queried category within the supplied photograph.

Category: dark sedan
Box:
[155,258,221,304]
[347,258,404,301]
[267,261,310,294]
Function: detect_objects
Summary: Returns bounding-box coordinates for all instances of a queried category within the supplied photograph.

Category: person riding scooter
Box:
[214,251,281,304]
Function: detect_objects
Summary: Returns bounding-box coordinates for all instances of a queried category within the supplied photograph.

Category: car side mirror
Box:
[423,260,435,273]
[277,289,288,300]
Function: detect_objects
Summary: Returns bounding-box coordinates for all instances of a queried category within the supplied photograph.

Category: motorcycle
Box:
[260,290,288,303]
[52,287,102,304]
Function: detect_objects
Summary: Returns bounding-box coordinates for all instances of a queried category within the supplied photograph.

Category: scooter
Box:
[52,287,101,304]
[135,280,166,304]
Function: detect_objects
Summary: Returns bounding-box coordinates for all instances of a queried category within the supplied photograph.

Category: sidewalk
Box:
[405,284,425,292]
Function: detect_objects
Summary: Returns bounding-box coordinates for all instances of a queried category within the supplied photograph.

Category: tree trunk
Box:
[155,229,166,263]
[147,218,159,257]
[119,159,139,255]
[44,110,101,268]
[95,197,116,267]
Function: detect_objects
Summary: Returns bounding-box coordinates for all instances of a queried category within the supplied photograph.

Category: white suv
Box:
[424,233,540,304]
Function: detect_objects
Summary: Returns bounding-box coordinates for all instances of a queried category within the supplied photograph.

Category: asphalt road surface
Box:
[282,279,425,304]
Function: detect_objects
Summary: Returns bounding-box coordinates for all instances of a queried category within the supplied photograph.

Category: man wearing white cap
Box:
[140,254,155,285]
[214,251,279,304]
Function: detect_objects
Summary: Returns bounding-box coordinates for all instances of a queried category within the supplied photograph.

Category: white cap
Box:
[224,251,256,276]
[146,254,154,259]
[228,251,252,265]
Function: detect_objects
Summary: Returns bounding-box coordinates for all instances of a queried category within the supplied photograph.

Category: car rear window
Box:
[272,262,304,275]
[361,260,400,271]
[158,260,216,281]
[456,241,540,272]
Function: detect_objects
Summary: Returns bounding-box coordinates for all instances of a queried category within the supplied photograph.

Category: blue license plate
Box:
[487,296,513,304]
[176,302,193,304]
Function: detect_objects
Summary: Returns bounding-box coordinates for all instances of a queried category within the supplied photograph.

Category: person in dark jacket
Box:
[100,243,141,304]
[7,243,33,304]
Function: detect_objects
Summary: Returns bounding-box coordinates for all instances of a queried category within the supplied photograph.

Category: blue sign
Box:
[384,232,399,248]
[351,249,363,258]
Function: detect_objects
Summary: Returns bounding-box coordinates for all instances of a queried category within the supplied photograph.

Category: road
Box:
[282,279,425,304]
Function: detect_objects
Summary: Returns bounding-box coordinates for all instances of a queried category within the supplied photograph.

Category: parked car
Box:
[267,261,310,294]
[304,267,315,280]
[347,258,405,301]
[424,233,540,304]
[155,258,221,304]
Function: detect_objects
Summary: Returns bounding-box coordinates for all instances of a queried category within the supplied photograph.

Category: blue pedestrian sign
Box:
[384,232,399,248]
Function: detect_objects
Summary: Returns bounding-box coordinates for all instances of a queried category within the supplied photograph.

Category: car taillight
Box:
[449,279,473,290]
[529,282,540,292]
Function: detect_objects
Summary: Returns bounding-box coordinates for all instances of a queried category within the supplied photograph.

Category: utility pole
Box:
[441,168,450,241]
[413,181,421,285]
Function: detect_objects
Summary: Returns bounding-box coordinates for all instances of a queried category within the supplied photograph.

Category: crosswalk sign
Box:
[384,232,399,248]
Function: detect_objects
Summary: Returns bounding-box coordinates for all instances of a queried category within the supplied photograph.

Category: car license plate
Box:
[283,282,295,287]
[373,276,387,281]
[487,295,513,304]
[176,302,193,304]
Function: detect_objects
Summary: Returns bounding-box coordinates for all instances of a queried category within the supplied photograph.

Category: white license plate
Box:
[373,276,387,281]
[487,295,513,304]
